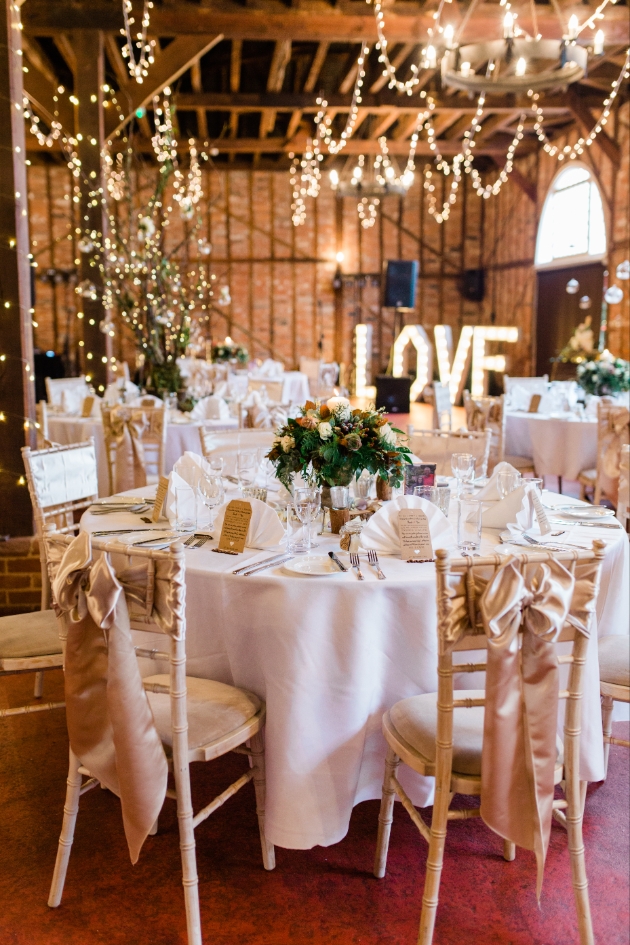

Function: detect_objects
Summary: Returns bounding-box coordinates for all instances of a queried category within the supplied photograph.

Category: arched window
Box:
[535,164,606,268]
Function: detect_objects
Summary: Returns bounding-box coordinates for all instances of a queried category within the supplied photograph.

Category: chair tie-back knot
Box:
[601,406,630,479]
[50,531,168,865]
[478,557,576,898]
[108,406,149,492]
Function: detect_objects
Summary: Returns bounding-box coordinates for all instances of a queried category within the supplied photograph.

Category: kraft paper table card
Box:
[152,476,170,523]
[528,393,542,413]
[398,508,434,563]
[81,396,95,418]
[216,500,252,555]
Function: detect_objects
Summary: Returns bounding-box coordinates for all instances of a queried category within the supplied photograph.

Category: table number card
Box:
[216,500,252,555]
[398,509,434,562]
[152,476,170,523]
[526,484,552,535]
[81,396,95,418]
[528,393,542,413]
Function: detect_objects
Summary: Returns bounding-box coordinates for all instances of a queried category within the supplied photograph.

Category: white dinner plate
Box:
[283,555,342,576]
[553,504,615,521]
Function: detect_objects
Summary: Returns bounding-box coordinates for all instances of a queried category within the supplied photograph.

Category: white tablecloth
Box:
[247,371,310,405]
[48,414,238,496]
[505,411,597,480]
[79,489,628,850]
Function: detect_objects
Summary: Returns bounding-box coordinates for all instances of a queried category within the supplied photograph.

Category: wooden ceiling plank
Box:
[267,39,292,93]
[430,111,464,138]
[338,44,363,94]
[285,109,304,140]
[369,43,416,94]
[22,36,58,87]
[23,68,75,134]
[392,112,422,140]
[303,41,329,93]
[369,111,399,139]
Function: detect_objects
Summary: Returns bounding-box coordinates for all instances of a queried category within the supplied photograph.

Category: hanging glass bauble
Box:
[604,284,624,305]
[197,238,212,256]
[217,286,231,306]
[566,278,579,295]
[578,296,591,310]
[78,237,94,254]
[179,198,195,220]
[76,279,98,300]
[616,260,630,281]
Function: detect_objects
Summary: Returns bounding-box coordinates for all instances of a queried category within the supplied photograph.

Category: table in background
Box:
[505,411,597,482]
[80,490,628,851]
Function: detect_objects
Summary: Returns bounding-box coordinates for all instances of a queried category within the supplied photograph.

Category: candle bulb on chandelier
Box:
[567,14,579,40]
[515,57,527,76]
[424,45,437,68]
[443,24,455,49]
[503,12,514,38]
[594,30,605,55]
[460,61,472,78]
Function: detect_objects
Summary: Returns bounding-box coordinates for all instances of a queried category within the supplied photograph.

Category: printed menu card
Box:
[216,500,252,554]
[398,508,434,562]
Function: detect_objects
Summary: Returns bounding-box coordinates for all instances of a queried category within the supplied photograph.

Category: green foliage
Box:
[577,356,630,397]
[211,342,249,364]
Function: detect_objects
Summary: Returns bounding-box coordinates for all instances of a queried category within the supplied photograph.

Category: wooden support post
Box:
[333,196,344,364]
[0,0,36,535]
[73,30,108,391]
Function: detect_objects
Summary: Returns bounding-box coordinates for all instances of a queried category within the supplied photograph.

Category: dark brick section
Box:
[0,537,42,617]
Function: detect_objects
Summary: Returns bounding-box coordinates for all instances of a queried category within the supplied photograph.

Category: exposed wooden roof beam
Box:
[430,111,465,138]
[392,113,422,140]
[23,67,75,134]
[230,40,242,94]
[509,165,537,204]
[54,34,76,75]
[267,40,292,93]
[190,61,208,140]
[285,109,304,141]
[474,111,521,145]
[104,34,152,138]
[23,2,630,44]
[567,87,620,166]
[338,45,363,95]
[369,43,416,94]
[303,42,329,93]
[369,111,399,139]
[22,36,58,87]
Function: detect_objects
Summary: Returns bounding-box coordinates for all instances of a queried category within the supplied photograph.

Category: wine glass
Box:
[236,450,257,492]
[209,455,224,477]
[198,474,225,531]
[294,487,321,553]
[497,470,521,500]
[451,452,475,495]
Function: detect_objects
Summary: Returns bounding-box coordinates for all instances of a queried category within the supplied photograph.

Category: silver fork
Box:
[349,552,364,581]
[367,549,386,580]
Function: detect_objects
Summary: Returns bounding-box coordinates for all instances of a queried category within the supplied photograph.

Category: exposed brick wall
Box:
[0,537,42,617]
[27,100,629,382]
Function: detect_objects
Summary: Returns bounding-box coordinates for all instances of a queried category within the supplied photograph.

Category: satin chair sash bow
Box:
[52,531,168,864]
[109,407,149,493]
[466,402,487,432]
[478,558,576,897]
[600,407,630,479]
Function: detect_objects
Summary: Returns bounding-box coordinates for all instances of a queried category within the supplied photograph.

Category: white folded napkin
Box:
[360,495,455,556]
[213,497,285,549]
[253,359,285,380]
[165,470,197,527]
[103,379,140,406]
[165,452,214,526]
[189,395,230,421]
[481,483,534,532]
[475,461,521,502]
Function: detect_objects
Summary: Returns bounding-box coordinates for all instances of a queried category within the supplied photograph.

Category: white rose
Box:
[280,435,295,453]
[318,421,333,440]
[380,423,397,446]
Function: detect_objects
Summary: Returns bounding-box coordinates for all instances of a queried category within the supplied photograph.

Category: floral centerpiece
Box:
[577,351,630,397]
[211,339,249,364]
[267,397,413,489]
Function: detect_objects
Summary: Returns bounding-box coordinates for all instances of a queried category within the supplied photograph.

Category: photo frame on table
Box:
[404,463,436,495]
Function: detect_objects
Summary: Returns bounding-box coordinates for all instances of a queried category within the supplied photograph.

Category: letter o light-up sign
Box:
[391,325,433,400]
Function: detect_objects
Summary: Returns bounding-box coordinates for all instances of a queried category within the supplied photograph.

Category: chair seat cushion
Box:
[578,468,597,483]
[144,675,262,750]
[504,454,535,470]
[390,690,486,776]
[0,609,62,660]
[598,635,630,689]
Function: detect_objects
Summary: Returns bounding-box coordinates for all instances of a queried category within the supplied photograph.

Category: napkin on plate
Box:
[164,452,214,526]
[475,461,521,502]
[360,495,455,556]
[481,483,534,532]
[189,395,230,421]
[212,497,285,549]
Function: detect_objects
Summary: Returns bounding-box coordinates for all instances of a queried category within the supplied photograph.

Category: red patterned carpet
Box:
[1,669,628,945]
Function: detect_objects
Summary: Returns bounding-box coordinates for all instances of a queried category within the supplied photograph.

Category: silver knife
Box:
[233,552,288,575]
[242,555,292,576]
[550,520,620,529]
[328,551,348,572]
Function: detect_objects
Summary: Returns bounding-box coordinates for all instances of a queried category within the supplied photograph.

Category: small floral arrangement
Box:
[267,397,413,489]
[211,341,249,364]
[577,351,630,397]
[554,317,596,364]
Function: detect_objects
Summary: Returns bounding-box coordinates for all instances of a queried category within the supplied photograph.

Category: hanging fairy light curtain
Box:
[121,0,156,84]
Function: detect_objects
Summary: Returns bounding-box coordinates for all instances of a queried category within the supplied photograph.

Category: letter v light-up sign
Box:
[391,325,433,400]
[434,325,473,404]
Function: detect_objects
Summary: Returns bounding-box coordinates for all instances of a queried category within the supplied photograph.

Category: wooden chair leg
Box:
[374,747,400,879]
[172,754,202,945]
[250,729,276,871]
[417,786,451,945]
[503,839,516,861]
[48,749,82,908]
[601,694,614,778]
[566,762,595,944]
[33,671,44,699]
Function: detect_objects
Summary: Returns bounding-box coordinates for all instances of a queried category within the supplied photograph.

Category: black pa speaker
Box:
[384,260,418,309]
[375,375,412,414]
[460,268,485,302]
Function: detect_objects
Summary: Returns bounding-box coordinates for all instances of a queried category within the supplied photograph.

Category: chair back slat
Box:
[408,428,491,478]
[198,428,276,475]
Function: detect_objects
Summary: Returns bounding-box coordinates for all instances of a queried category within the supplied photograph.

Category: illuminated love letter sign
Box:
[392,325,433,401]
[471,326,519,397]
[434,325,473,405]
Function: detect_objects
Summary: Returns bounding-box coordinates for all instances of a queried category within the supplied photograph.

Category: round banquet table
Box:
[79,489,629,851]
[504,411,597,480]
[47,413,238,496]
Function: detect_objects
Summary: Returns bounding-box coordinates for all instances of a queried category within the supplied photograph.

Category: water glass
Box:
[236,450,257,491]
[435,485,451,518]
[414,485,439,506]
[457,495,482,555]
[295,487,321,552]
[330,485,350,509]
[497,470,521,500]
[285,505,309,554]
[198,474,224,530]
[451,452,475,495]
[174,484,196,533]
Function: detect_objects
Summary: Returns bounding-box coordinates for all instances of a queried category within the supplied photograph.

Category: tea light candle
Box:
[327,396,351,411]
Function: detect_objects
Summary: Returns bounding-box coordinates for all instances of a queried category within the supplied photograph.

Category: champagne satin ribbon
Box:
[600,406,630,479]
[52,531,168,864]
[478,558,575,898]
[466,402,487,432]
[108,407,149,493]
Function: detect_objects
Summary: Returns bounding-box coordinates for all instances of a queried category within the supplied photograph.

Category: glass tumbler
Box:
[414,485,439,506]
[457,495,482,555]
[174,484,196,533]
